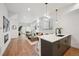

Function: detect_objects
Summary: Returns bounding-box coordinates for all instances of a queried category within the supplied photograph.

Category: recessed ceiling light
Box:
[27,8,30,11]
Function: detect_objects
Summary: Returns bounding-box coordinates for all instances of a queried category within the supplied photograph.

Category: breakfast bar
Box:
[39,34,71,56]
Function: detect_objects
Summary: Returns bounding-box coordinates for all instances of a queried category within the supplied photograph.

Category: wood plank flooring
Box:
[3,37,79,56]
[3,38,36,56]
[64,47,79,56]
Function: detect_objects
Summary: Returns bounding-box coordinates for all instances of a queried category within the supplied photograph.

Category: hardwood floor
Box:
[3,37,79,56]
[3,38,37,56]
[64,47,79,56]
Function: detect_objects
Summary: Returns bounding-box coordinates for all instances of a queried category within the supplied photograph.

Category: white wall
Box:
[10,14,18,38]
[61,10,79,48]
[0,3,11,55]
[58,4,79,48]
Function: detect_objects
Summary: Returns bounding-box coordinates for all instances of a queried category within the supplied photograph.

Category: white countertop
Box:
[38,34,70,43]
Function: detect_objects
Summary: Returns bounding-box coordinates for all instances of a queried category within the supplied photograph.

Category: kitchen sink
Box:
[57,35,64,37]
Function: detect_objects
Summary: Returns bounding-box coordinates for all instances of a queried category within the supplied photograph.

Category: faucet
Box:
[55,28,62,36]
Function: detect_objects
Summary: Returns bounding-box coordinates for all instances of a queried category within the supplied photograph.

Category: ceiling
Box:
[5,3,74,24]
[5,3,74,15]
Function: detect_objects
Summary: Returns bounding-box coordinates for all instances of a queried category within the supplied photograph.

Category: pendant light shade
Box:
[56,9,58,21]
[45,3,48,16]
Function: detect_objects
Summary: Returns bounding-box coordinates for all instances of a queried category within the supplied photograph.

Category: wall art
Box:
[3,16,10,32]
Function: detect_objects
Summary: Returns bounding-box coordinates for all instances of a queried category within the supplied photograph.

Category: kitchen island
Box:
[39,34,71,56]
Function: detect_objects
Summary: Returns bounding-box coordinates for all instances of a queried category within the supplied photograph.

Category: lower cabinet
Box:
[41,39,52,56]
[41,35,71,56]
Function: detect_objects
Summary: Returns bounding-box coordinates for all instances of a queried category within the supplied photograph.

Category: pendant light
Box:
[56,8,60,28]
[56,9,58,22]
[45,3,48,17]
[45,3,51,30]
[44,3,49,21]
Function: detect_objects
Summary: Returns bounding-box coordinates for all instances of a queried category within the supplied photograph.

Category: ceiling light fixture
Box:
[45,3,48,17]
[43,3,50,21]
[56,9,58,22]
[27,8,30,11]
